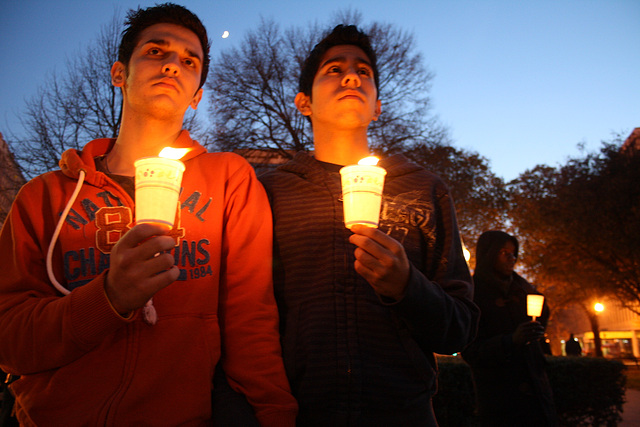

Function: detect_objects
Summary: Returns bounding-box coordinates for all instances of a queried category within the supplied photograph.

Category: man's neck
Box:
[312,127,370,166]
[106,116,184,176]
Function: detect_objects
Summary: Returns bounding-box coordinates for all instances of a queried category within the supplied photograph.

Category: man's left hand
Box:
[349,224,410,301]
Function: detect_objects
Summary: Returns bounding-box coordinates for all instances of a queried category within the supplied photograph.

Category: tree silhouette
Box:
[208,11,449,158]
[509,132,639,355]
[405,143,509,253]
[8,12,202,179]
[9,14,122,178]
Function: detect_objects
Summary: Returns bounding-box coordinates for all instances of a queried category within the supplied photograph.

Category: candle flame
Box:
[358,156,379,166]
[159,147,189,160]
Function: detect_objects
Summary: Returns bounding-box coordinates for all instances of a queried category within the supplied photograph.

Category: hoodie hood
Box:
[59,130,207,186]
[474,230,519,288]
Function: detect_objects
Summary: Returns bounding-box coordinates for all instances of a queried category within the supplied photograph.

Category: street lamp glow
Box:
[594,302,604,313]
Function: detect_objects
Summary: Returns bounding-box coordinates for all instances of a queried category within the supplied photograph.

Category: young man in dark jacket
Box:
[259,24,479,426]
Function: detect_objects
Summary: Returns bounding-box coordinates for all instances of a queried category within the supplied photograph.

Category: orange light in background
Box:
[594,302,604,313]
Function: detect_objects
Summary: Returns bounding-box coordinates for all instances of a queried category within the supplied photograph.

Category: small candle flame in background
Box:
[358,156,379,166]
[158,147,190,160]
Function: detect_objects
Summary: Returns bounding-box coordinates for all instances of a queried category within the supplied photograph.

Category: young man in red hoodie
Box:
[0,4,296,425]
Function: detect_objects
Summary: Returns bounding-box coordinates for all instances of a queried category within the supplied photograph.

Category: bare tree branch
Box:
[207,14,449,156]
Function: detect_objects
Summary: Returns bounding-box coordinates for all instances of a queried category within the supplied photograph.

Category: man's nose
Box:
[162,53,180,75]
[341,68,361,87]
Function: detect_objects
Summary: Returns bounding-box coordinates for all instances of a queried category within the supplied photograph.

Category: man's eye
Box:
[358,68,371,76]
[328,66,341,73]
[184,58,195,67]
[148,48,162,55]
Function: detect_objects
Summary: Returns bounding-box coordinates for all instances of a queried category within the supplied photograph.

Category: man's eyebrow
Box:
[320,55,372,69]
[141,38,202,61]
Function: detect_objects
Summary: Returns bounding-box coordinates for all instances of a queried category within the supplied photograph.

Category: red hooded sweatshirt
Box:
[0,131,297,426]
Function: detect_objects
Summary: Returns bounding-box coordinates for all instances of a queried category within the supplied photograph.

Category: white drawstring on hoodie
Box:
[45,169,158,325]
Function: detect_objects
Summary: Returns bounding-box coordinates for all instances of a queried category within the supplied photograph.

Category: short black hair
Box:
[298,24,379,97]
[118,2,211,89]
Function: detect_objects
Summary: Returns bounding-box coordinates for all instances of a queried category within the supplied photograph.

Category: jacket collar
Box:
[59,130,206,186]
[277,151,423,183]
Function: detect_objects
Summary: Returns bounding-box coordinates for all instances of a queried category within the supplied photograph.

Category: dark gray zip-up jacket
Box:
[259,152,479,426]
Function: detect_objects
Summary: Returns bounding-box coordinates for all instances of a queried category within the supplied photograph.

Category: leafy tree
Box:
[208,12,449,158]
[509,132,640,354]
[404,143,509,254]
[8,12,202,179]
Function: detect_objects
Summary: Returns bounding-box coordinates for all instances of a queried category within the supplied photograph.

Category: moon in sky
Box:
[222,31,230,39]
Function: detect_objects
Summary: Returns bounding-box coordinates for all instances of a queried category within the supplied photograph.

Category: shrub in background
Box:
[548,356,625,426]
[434,355,626,427]
[433,355,479,426]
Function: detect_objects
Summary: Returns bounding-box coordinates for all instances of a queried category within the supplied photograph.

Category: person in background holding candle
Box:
[0,3,296,426]
[462,230,556,426]
[258,24,479,426]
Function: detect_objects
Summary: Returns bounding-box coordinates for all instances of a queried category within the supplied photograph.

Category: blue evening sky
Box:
[1,0,638,181]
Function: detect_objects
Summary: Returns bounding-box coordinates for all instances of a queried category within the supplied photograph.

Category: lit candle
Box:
[339,157,386,229]
[134,148,188,229]
[527,294,545,321]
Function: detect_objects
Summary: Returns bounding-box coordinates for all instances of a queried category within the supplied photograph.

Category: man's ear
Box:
[294,92,312,117]
[372,99,382,122]
[111,62,126,87]
[190,88,203,110]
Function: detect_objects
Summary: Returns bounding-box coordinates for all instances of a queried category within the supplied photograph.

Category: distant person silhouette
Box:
[463,230,557,426]
[565,333,582,356]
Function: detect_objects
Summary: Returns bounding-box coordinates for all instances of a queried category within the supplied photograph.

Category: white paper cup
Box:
[134,157,185,229]
[527,294,545,318]
[339,164,386,229]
